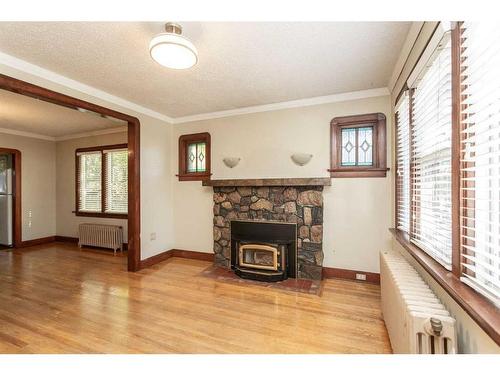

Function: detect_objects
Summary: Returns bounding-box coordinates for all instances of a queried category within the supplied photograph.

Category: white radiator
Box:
[78,223,124,255]
[380,249,457,354]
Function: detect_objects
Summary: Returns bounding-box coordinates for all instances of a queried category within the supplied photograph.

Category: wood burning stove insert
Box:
[230,220,297,282]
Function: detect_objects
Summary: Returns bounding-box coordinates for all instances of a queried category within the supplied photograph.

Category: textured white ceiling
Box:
[0,89,126,137]
[0,22,410,118]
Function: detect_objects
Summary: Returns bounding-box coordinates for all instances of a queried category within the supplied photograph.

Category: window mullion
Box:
[409,88,415,239]
[195,143,199,172]
[101,150,106,214]
[355,128,359,165]
[451,24,462,277]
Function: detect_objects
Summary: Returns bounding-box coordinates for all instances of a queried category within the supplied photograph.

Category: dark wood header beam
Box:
[202,178,331,187]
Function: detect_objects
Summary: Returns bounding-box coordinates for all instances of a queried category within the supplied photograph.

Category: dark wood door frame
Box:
[0,74,141,271]
[0,147,21,248]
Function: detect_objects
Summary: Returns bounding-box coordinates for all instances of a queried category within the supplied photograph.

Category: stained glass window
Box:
[341,128,356,166]
[357,127,373,166]
[340,126,374,166]
[178,132,211,181]
[187,142,206,173]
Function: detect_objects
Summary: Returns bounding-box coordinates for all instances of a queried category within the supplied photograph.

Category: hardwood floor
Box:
[0,243,392,353]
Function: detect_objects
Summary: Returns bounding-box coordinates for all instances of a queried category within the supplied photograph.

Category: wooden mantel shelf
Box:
[202,177,331,187]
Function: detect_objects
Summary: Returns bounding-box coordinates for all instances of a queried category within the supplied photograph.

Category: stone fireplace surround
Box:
[206,178,330,280]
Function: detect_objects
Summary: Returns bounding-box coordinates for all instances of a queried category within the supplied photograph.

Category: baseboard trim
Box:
[140,249,173,269]
[140,249,214,269]
[322,267,380,284]
[54,235,128,250]
[19,236,56,248]
[55,235,78,243]
[171,249,214,262]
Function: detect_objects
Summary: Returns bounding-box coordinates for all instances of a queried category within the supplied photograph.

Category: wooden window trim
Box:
[177,132,212,181]
[329,113,388,178]
[390,228,500,346]
[393,25,500,345]
[75,143,128,219]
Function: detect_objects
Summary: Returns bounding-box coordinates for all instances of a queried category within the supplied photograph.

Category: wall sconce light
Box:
[291,153,313,166]
[223,157,241,168]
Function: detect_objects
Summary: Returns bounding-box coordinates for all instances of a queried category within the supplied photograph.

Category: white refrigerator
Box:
[0,154,13,246]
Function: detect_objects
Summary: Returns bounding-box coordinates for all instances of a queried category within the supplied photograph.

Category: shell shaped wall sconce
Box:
[223,157,241,168]
[291,153,313,166]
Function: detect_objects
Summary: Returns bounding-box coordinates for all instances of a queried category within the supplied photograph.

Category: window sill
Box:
[176,173,212,182]
[389,228,500,346]
[328,167,389,178]
[74,211,128,219]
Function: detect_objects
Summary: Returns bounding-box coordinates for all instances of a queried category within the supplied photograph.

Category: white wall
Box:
[0,64,175,260]
[140,118,174,259]
[0,132,56,241]
[55,132,129,241]
[172,95,393,272]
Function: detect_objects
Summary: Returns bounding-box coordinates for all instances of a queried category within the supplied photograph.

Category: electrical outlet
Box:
[355,273,367,281]
[150,232,156,241]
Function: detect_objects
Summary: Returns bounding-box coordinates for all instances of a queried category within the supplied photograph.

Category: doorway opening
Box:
[0,74,141,271]
[0,148,21,249]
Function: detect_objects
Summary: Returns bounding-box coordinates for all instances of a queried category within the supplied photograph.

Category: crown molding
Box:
[55,126,127,141]
[0,51,390,127]
[172,87,390,124]
[0,51,174,124]
[0,126,127,142]
[0,127,55,141]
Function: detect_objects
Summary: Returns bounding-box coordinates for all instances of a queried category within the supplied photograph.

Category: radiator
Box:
[380,249,457,354]
[78,223,124,255]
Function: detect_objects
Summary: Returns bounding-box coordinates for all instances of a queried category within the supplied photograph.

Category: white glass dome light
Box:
[149,22,198,69]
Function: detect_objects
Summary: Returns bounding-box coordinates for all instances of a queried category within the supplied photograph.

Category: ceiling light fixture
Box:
[149,22,198,69]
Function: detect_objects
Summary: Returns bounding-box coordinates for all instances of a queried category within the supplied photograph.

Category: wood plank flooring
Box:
[0,243,392,353]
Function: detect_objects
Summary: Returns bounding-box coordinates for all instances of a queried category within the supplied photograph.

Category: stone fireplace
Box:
[205,178,330,280]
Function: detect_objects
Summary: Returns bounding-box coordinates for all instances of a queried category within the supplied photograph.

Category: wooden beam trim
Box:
[0,74,141,272]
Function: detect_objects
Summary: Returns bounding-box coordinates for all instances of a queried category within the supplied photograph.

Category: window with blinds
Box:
[396,92,410,233]
[104,149,128,214]
[76,144,128,216]
[77,151,102,212]
[459,22,500,306]
[410,35,453,269]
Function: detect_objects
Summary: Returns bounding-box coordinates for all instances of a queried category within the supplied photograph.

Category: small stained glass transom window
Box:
[178,132,211,181]
[340,126,374,167]
[357,127,373,166]
[330,113,386,178]
[341,128,356,166]
[187,142,207,173]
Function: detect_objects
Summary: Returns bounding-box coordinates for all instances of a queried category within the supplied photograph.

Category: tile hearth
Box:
[201,265,322,295]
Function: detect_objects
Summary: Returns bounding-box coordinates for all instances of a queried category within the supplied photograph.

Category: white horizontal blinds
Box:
[77,151,102,212]
[396,93,411,233]
[410,35,453,269]
[104,149,128,214]
[460,22,500,306]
